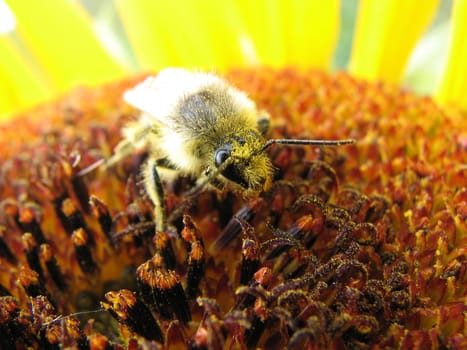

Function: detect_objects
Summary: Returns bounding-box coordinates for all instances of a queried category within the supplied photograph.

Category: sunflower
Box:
[0,1,465,349]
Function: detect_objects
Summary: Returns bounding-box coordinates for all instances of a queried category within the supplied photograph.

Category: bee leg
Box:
[104,138,136,169]
[257,113,270,136]
[206,176,224,191]
[155,157,177,169]
[106,123,153,169]
[143,157,167,232]
[78,137,139,176]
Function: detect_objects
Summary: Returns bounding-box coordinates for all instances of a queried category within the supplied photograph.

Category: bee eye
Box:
[214,149,230,167]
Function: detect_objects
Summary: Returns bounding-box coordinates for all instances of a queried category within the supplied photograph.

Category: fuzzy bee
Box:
[88,68,354,232]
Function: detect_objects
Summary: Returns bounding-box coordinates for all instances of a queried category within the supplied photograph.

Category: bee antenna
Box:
[77,158,106,177]
[41,309,105,327]
[261,138,355,152]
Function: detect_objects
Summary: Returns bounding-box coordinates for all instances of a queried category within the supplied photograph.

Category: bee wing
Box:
[123,75,170,120]
[124,68,224,125]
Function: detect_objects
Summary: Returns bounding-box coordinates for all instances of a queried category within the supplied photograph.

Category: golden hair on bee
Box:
[80,68,354,232]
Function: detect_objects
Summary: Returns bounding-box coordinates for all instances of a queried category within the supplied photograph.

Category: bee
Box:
[84,68,354,232]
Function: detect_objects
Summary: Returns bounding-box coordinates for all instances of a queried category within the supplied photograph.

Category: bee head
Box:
[208,129,355,194]
[213,131,273,192]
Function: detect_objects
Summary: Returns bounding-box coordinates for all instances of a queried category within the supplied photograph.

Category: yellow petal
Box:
[114,0,178,69]
[182,0,248,68]
[0,78,15,119]
[236,0,286,67]
[116,0,247,70]
[349,0,440,83]
[285,0,340,69]
[237,0,339,68]
[0,36,51,120]
[436,0,467,109]
[7,0,125,92]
